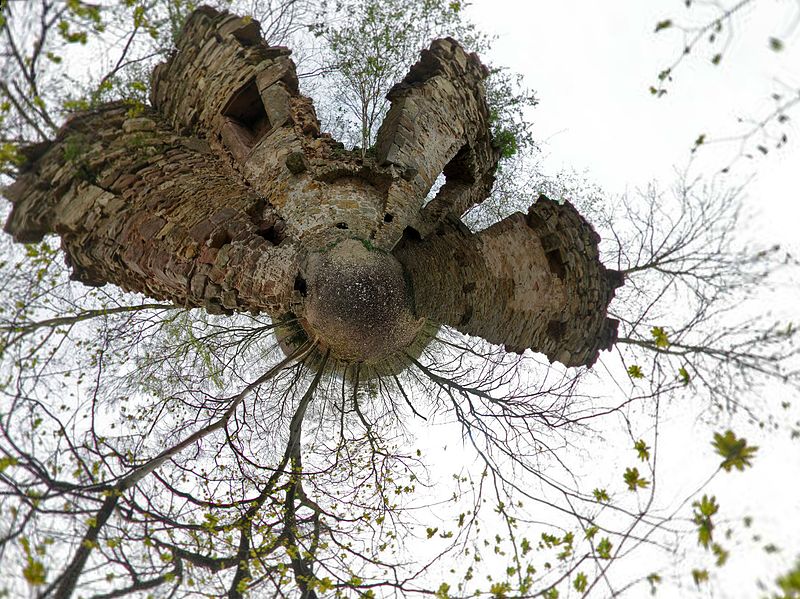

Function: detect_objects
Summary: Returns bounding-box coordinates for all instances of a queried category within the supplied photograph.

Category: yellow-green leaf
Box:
[23,559,46,585]
[573,572,588,593]
[712,430,758,472]
[623,467,650,491]
[692,568,709,586]
[627,365,644,379]
[654,19,673,32]
[597,537,612,559]
[634,439,651,461]
[650,326,670,348]
[770,37,784,51]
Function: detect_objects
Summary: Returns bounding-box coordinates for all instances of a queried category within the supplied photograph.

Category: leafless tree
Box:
[1,2,798,598]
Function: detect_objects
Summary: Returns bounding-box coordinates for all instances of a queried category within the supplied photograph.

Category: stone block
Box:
[122,118,156,133]
[259,82,292,128]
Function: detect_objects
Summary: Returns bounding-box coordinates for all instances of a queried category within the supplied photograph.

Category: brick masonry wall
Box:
[396,196,621,367]
[5,104,298,315]
[3,6,621,368]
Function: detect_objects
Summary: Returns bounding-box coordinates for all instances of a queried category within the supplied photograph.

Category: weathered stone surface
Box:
[122,117,157,133]
[284,152,307,174]
[373,37,500,248]
[4,104,297,313]
[2,6,621,369]
[396,195,621,367]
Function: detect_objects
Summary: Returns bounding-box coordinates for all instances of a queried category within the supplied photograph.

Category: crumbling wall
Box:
[4,104,297,314]
[397,195,621,367]
[374,37,501,248]
[3,6,621,368]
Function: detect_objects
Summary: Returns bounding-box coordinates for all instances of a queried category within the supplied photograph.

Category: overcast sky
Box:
[455,2,800,596]
[467,0,800,247]
[4,2,797,595]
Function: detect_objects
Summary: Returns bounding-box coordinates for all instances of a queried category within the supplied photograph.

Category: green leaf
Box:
[489,581,511,598]
[650,326,670,348]
[573,572,588,593]
[0,142,23,169]
[711,430,758,472]
[711,543,729,566]
[593,488,610,503]
[769,37,785,52]
[0,456,19,472]
[692,134,706,152]
[692,494,718,548]
[678,367,690,385]
[775,559,800,595]
[22,559,46,586]
[695,494,719,517]
[597,537,613,559]
[627,365,644,379]
[623,467,650,491]
[634,439,651,461]
[654,19,673,32]
[711,53,722,65]
[493,128,518,159]
[691,569,709,586]
[646,572,662,594]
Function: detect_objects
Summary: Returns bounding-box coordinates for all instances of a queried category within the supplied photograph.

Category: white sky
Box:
[450,1,800,596]
[466,0,800,247]
[5,2,799,596]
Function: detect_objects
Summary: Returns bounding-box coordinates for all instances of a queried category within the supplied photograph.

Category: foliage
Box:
[622,466,650,491]
[0,1,799,598]
[305,0,536,158]
[774,559,800,598]
[692,494,719,548]
[712,430,759,472]
[306,0,484,151]
[650,0,799,168]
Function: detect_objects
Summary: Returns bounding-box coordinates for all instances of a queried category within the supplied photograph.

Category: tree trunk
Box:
[3,6,621,368]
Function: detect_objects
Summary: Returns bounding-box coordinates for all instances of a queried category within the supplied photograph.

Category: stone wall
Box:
[4,104,298,315]
[397,195,621,367]
[152,10,501,252]
[3,6,621,368]
[373,37,500,247]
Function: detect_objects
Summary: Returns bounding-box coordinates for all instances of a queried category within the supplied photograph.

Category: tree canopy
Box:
[1,1,799,598]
